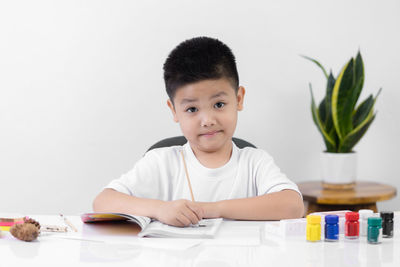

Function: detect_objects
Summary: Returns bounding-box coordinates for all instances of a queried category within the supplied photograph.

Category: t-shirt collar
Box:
[182,140,238,178]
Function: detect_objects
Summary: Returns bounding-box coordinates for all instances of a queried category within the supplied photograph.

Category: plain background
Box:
[1,0,399,215]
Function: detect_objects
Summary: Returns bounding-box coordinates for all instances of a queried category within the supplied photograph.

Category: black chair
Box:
[147,136,256,152]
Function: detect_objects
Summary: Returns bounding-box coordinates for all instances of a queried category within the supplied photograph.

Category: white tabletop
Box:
[0,215,398,267]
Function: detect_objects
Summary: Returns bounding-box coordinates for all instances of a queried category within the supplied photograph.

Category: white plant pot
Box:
[320,152,357,187]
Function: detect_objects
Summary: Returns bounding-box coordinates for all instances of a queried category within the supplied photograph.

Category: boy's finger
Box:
[177,213,192,227]
[185,203,202,222]
[186,202,204,220]
[174,217,185,227]
[182,208,200,225]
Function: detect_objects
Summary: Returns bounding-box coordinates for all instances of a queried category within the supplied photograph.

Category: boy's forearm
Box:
[93,188,163,219]
[201,190,304,220]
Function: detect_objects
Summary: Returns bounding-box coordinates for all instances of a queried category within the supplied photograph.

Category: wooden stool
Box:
[298,181,397,215]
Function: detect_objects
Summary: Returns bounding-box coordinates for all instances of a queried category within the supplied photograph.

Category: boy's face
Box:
[167,78,245,154]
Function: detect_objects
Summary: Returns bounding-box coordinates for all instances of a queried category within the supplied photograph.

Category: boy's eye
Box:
[214,102,225,109]
[186,107,198,113]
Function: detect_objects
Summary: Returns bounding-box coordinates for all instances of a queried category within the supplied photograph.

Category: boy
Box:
[93,37,304,227]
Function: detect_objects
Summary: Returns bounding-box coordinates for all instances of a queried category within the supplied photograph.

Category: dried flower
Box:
[10,218,41,242]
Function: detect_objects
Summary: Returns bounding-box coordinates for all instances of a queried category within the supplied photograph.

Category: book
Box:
[81,212,223,238]
[0,215,26,231]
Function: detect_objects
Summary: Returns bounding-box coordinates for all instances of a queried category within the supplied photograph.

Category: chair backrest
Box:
[147,136,256,152]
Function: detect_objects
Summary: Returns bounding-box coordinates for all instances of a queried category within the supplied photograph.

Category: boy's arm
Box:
[200,189,304,220]
[93,188,162,218]
[93,188,204,226]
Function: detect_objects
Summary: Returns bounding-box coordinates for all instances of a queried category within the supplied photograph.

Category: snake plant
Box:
[304,51,381,153]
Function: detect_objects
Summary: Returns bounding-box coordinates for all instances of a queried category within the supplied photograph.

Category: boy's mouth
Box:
[200,130,222,137]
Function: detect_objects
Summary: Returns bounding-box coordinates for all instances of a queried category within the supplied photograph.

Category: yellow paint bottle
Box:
[306,215,321,242]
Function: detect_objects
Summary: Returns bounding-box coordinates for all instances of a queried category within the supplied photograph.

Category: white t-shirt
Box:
[106,142,301,202]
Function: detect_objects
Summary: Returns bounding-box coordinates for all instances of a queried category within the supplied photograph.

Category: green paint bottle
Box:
[367,217,382,244]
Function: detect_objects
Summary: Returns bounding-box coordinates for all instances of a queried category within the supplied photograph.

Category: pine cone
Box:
[23,217,41,230]
[10,223,40,242]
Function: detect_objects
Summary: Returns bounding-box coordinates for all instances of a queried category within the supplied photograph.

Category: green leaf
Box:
[331,58,357,140]
[340,88,381,152]
[324,135,337,153]
[318,97,338,152]
[302,55,328,79]
[328,127,339,152]
[374,87,383,101]
[351,51,365,109]
[318,98,327,123]
[310,83,336,150]
[353,87,382,129]
[339,114,376,153]
[324,72,336,133]
[353,95,374,128]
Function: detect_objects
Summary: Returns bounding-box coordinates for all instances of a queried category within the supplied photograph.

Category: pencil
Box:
[180,150,195,202]
[59,214,78,232]
[180,150,207,228]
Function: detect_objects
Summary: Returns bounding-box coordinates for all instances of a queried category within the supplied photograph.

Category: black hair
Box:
[163,37,239,101]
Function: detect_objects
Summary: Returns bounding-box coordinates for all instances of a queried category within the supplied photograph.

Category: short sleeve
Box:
[255,152,302,198]
[105,149,171,200]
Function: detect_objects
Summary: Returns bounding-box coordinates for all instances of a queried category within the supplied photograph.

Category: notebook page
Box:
[138,218,223,238]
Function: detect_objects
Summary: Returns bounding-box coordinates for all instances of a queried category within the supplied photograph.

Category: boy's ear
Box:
[236,86,245,111]
[167,99,179,122]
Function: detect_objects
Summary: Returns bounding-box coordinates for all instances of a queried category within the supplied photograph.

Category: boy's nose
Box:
[200,111,216,127]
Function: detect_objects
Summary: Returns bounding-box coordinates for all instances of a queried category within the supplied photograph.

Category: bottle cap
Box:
[307,215,321,224]
[358,209,373,219]
[380,211,394,220]
[368,217,382,227]
[325,214,338,224]
[345,212,359,221]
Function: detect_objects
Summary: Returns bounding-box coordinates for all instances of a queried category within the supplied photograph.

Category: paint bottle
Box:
[380,211,394,238]
[345,212,359,239]
[306,215,321,242]
[367,217,382,244]
[324,215,339,242]
[359,209,373,236]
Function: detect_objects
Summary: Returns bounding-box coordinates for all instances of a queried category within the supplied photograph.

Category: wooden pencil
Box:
[180,150,207,227]
[180,150,195,202]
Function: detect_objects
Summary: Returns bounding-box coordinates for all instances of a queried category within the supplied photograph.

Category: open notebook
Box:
[81,213,223,238]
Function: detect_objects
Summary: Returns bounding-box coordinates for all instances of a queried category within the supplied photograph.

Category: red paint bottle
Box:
[345,212,360,239]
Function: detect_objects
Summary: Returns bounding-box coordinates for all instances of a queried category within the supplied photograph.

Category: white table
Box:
[0,215,399,267]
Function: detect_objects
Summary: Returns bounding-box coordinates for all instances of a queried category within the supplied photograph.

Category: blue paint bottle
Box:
[325,215,339,242]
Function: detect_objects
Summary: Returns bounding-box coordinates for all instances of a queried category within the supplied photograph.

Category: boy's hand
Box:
[155,199,204,227]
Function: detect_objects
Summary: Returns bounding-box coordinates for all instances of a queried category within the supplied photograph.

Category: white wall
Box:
[1,0,399,215]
